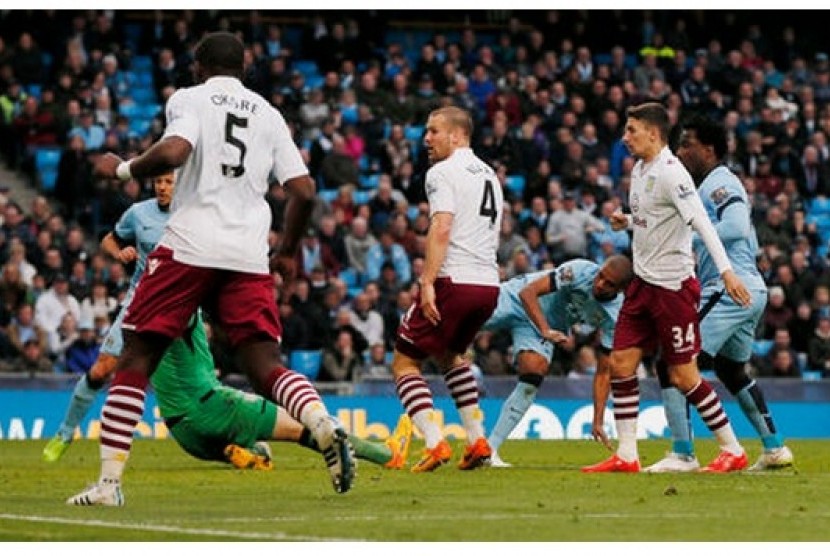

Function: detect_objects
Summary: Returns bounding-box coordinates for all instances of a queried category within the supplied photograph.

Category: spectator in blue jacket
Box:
[364,227,411,285]
[64,318,101,375]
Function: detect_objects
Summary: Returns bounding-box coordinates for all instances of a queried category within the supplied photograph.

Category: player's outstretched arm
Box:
[518,272,558,340]
[591,350,613,450]
[95,137,192,181]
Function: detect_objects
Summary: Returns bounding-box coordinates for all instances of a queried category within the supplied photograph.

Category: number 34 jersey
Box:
[159,75,308,274]
[425,147,503,286]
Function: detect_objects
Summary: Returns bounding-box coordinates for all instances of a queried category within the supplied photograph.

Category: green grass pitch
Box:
[1,438,829,542]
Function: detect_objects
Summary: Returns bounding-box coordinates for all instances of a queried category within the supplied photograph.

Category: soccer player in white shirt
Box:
[582,102,752,474]
[67,32,354,506]
[390,106,503,472]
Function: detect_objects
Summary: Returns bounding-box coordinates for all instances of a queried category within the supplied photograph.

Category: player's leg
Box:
[667,356,747,472]
[43,353,118,462]
[217,271,354,493]
[713,353,792,470]
[391,349,450,472]
[282,408,412,468]
[440,282,500,470]
[716,292,793,470]
[582,346,644,473]
[644,357,700,473]
[66,330,171,506]
[67,247,201,506]
[487,339,552,466]
[583,278,652,473]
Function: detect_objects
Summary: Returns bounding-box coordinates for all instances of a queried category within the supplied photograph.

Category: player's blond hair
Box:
[429,106,473,139]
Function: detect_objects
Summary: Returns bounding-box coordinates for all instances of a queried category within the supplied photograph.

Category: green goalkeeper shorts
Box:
[165,385,278,462]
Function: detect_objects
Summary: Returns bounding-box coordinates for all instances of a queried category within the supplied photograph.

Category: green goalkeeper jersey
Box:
[150,312,219,419]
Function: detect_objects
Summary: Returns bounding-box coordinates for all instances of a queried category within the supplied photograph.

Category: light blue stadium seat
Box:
[802,370,823,381]
[404,125,424,143]
[39,168,58,192]
[35,147,62,172]
[361,173,381,189]
[292,59,319,77]
[318,189,338,204]
[353,190,372,205]
[407,205,419,221]
[129,118,152,137]
[505,175,526,198]
[808,196,830,216]
[753,339,774,357]
[305,74,324,90]
[130,87,157,104]
[119,103,141,119]
[131,55,154,72]
[288,350,323,380]
[134,71,154,88]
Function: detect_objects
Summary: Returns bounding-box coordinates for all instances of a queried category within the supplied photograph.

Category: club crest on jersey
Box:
[645,176,655,193]
[710,186,729,205]
[557,266,574,284]
[677,183,694,199]
[148,258,160,275]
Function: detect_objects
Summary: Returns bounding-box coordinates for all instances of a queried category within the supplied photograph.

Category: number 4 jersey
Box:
[159,75,309,274]
[424,147,503,286]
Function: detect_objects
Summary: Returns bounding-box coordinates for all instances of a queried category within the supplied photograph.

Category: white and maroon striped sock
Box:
[444,363,484,443]
[99,370,148,483]
[685,380,742,455]
[396,373,443,449]
[611,376,640,461]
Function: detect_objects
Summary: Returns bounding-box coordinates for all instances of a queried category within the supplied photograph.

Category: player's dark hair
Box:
[626,102,670,142]
[680,112,729,161]
[194,31,244,78]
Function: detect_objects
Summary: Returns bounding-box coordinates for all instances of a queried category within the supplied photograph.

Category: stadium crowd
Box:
[0,9,828,382]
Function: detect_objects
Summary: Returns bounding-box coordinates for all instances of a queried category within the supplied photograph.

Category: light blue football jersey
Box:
[694,166,765,292]
[483,259,622,361]
[101,199,170,357]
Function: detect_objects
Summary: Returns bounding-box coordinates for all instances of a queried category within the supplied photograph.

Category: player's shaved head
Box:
[604,254,633,285]
[593,254,633,302]
[195,31,244,79]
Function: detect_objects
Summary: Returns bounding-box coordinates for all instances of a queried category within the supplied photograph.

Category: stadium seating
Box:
[34,146,62,192]
[802,370,824,381]
[360,173,380,189]
[505,175,526,198]
[352,190,372,205]
[318,189,338,204]
[292,59,319,78]
[288,349,323,380]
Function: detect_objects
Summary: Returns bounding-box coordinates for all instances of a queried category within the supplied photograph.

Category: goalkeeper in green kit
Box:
[148,311,411,471]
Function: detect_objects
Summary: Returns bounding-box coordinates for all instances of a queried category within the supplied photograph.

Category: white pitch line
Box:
[0,513,365,542]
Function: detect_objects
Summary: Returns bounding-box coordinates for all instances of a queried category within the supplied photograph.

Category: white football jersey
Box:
[425,147,502,285]
[159,76,308,273]
[629,146,699,290]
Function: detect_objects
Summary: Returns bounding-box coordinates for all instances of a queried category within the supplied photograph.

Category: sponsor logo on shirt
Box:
[646,176,655,193]
[632,215,648,228]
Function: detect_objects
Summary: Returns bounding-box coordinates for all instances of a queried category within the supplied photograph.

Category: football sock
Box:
[395,373,443,449]
[99,370,148,483]
[268,367,332,447]
[56,372,101,442]
[444,363,484,442]
[611,376,639,461]
[684,379,742,455]
[487,376,541,452]
[660,387,695,457]
[737,382,783,450]
[713,355,784,451]
[298,429,392,465]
